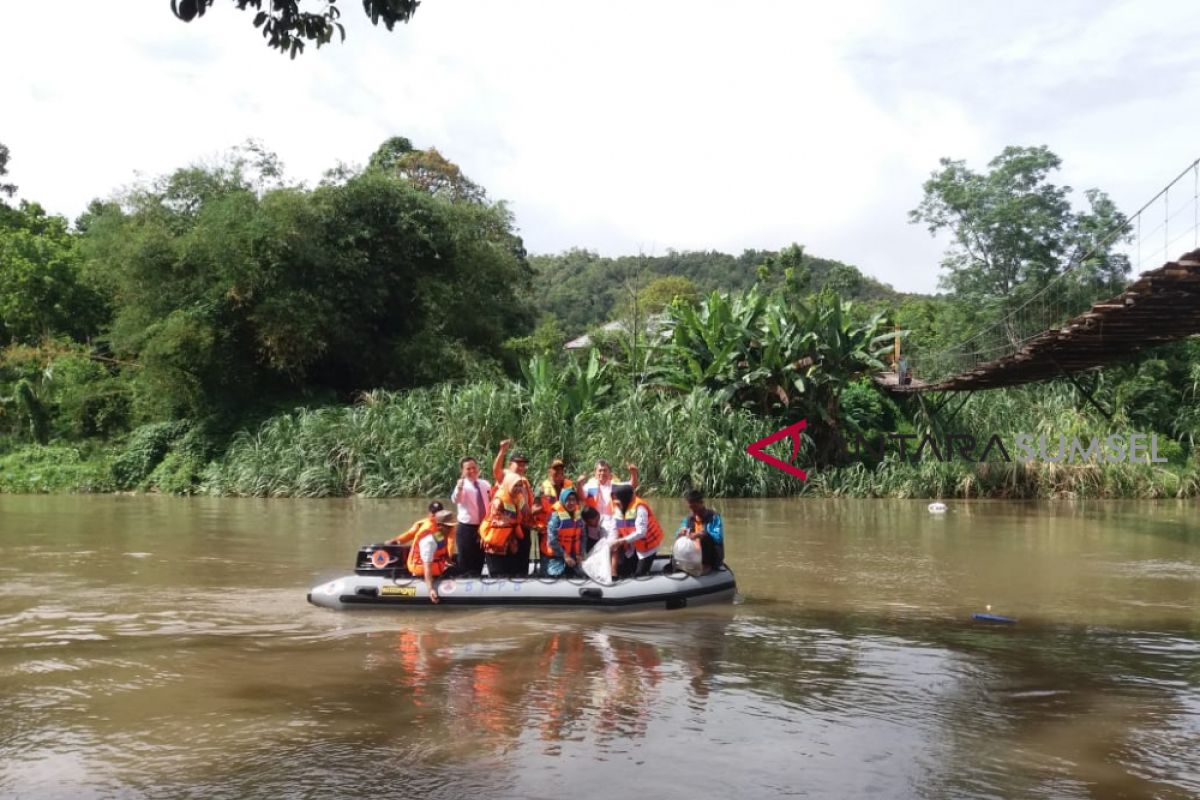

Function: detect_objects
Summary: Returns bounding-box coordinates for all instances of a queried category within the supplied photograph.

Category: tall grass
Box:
[201,383,800,498]
[806,458,1198,499]
[200,380,1200,499]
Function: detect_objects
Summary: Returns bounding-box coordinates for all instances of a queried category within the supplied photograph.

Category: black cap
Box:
[511,452,529,463]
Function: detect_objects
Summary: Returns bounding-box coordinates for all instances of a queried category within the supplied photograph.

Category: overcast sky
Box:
[2,0,1197,293]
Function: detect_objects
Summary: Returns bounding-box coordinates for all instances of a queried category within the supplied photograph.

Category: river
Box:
[1,496,1197,799]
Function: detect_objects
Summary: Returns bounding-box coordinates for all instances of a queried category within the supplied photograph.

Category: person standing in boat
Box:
[534,458,573,531]
[407,509,455,603]
[609,484,664,578]
[541,488,584,577]
[578,459,639,536]
[492,440,536,575]
[676,489,725,573]
[450,457,491,577]
[479,469,534,577]
[492,438,531,482]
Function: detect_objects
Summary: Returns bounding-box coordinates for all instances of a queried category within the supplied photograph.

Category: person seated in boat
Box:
[386,501,453,568]
[580,505,605,556]
[478,469,534,577]
[407,509,455,604]
[578,459,639,536]
[609,484,665,579]
[541,488,583,578]
[676,489,725,573]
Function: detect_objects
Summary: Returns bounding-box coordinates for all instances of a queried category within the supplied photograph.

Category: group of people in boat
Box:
[384,440,726,602]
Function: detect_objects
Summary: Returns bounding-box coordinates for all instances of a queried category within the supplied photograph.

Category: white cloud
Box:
[1,0,1197,294]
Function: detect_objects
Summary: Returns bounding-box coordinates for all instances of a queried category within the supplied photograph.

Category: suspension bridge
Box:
[878,158,1200,396]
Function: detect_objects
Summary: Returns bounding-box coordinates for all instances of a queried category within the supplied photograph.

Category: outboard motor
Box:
[354,544,412,577]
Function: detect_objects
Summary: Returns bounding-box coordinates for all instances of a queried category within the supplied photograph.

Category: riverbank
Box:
[4,440,1197,499]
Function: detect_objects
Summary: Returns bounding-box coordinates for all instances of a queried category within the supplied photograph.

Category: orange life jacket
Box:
[582,479,616,517]
[534,477,574,528]
[614,496,664,554]
[479,483,526,554]
[540,501,582,559]
[396,515,456,558]
[406,526,449,577]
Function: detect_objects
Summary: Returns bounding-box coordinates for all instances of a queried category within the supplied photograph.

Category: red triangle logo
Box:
[746,419,808,481]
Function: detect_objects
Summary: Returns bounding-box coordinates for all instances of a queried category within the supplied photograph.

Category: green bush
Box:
[0,444,115,493]
[110,421,191,490]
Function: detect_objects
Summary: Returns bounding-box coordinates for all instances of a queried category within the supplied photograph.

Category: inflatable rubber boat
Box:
[307,544,737,611]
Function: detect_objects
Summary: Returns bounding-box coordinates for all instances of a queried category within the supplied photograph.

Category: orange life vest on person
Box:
[479,483,526,555]
[540,501,582,559]
[614,496,664,554]
[396,515,456,558]
[534,478,574,528]
[406,526,449,577]
[582,479,616,517]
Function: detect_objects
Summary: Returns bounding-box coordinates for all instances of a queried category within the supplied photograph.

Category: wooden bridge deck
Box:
[879,248,1200,393]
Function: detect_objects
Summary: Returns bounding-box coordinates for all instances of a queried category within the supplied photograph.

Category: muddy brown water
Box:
[1,495,1197,799]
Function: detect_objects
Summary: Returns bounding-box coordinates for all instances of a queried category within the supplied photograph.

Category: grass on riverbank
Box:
[3,383,1198,499]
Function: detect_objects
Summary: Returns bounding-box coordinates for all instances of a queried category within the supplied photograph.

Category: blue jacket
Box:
[679,509,723,545]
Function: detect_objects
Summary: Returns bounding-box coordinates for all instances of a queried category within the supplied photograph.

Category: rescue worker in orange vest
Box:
[478,470,534,577]
[387,501,456,562]
[533,458,574,532]
[406,509,454,603]
[541,488,583,577]
[491,440,536,575]
[609,484,664,579]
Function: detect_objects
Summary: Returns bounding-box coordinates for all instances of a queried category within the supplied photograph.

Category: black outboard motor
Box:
[354,544,412,577]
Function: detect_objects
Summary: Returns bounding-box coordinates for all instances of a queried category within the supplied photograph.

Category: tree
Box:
[80,148,532,419]
[614,275,700,322]
[910,145,1129,310]
[367,138,487,204]
[170,0,420,58]
[0,202,107,344]
[0,142,15,199]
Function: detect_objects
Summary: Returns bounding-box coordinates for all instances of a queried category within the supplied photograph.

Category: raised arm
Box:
[492,439,512,483]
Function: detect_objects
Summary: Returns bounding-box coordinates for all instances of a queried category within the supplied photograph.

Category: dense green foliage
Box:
[532,245,906,336]
[1,139,1197,499]
[77,149,531,421]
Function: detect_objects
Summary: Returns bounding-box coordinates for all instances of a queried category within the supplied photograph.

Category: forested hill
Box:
[531,246,909,334]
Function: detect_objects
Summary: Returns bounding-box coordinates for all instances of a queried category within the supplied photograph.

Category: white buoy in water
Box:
[928,502,947,514]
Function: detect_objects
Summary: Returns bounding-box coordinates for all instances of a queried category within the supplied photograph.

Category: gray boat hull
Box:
[308,561,736,612]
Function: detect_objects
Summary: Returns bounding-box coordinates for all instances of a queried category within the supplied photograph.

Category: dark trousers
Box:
[699,535,723,569]
[616,551,653,578]
[455,523,484,576]
[484,552,527,577]
[513,532,533,577]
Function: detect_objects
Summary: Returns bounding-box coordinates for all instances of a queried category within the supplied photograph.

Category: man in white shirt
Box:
[578,459,639,536]
[450,456,491,576]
